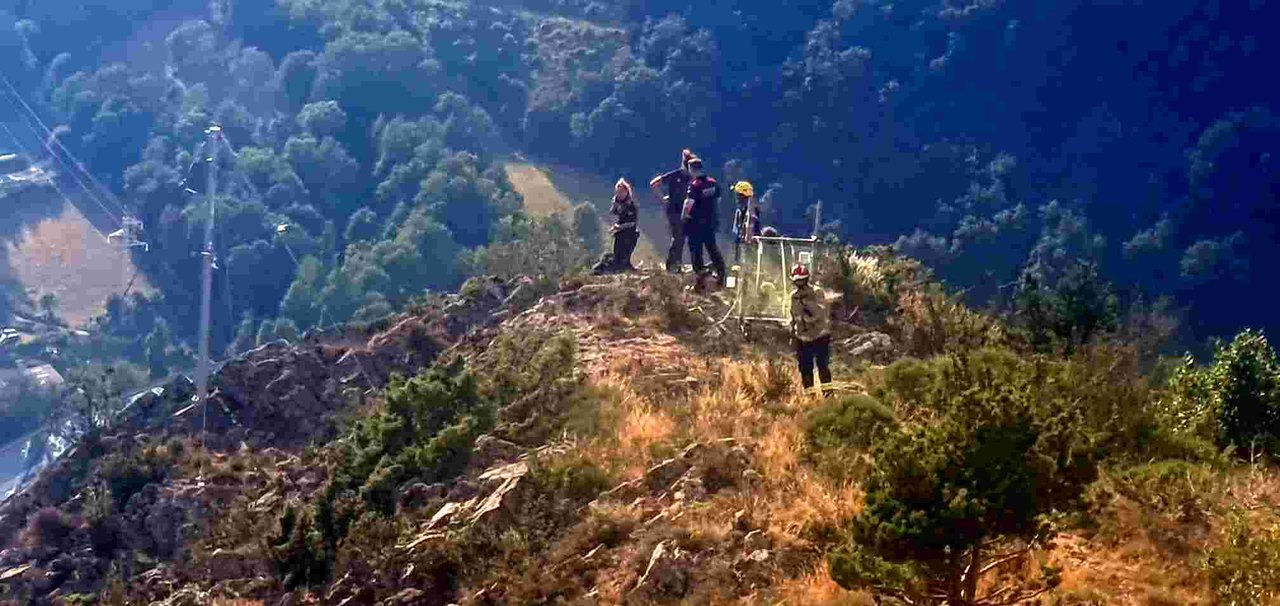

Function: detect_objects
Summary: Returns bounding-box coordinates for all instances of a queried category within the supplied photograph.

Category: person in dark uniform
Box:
[593,178,640,274]
[681,156,727,287]
[607,177,639,272]
[649,149,694,273]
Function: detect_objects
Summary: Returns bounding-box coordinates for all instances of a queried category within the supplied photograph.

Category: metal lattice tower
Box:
[107,215,148,295]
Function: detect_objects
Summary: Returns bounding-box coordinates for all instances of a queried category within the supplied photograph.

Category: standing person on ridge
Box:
[681,156,727,287]
[649,149,694,273]
[607,177,639,273]
[789,263,832,393]
[731,180,760,264]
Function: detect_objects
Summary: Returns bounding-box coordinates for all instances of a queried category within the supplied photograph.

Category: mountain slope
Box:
[0,255,1272,605]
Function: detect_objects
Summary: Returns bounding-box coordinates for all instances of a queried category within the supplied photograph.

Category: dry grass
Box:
[504,161,572,216]
[4,199,151,326]
[504,157,670,267]
[572,328,864,594]
[773,566,875,606]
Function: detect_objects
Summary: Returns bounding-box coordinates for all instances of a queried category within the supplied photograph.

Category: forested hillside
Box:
[0,0,1274,361]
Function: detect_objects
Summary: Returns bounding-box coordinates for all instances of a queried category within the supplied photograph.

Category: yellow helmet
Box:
[732,181,754,198]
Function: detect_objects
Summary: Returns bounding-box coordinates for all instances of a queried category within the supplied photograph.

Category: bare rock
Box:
[205,548,264,581]
[632,541,689,599]
[670,471,706,503]
[643,458,692,492]
[398,483,446,510]
[382,587,428,606]
[843,331,896,363]
[470,436,523,470]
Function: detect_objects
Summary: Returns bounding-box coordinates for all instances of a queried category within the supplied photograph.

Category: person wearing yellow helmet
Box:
[731,180,760,264]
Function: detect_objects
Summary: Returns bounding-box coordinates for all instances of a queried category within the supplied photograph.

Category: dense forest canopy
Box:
[0,0,1273,360]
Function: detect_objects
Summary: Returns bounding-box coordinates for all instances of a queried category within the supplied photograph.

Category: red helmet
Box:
[790,263,810,282]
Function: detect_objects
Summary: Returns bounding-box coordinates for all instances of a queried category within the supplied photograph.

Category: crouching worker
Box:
[789,263,832,393]
[594,178,639,274]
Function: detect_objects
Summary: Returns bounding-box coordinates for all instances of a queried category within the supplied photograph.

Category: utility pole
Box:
[195,125,221,445]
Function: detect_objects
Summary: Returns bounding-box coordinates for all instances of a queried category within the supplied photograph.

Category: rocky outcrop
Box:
[843,331,897,364]
[150,275,534,448]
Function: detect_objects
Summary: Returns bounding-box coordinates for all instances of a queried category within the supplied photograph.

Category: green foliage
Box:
[806,394,896,453]
[833,350,1101,604]
[297,100,347,137]
[1014,258,1119,354]
[98,445,171,510]
[804,394,896,483]
[287,355,492,582]
[527,455,611,503]
[1161,329,1280,452]
[465,212,590,281]
[480,327,582,444]
[1200,512,1280,604]
[268,504,331,591]
[572,203,603,256]
[59,362,149,437]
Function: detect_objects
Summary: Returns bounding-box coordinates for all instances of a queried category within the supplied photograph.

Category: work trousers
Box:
[665,212,685,272]
[796,335,832,389]
[687,226,726,279]
[612,229,638,270]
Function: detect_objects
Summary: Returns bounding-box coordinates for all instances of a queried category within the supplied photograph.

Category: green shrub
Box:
[1200,512,1280,604]
[531,456,611,502]
[338,356,494,516]
[268,504,331,591]
[1084,460,1221,543]
[832,350,1095,605]
[98,447,170,510]
[806,394,896,452]
[1161,329,1280,452]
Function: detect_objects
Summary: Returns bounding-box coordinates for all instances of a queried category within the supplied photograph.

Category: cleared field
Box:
[3,200,148,327]
[504,158,669,267]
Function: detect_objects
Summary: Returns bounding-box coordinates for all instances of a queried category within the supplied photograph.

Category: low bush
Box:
[1160,329,1280,454]
[806,395,897,453]
[832,349,1106,605]
[267,504,330,591]
[98,446,171,510]
[22,507,76,550]
[1200,512,1280,604]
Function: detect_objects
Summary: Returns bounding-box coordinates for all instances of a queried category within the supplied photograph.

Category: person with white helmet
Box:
[789,263,832,392]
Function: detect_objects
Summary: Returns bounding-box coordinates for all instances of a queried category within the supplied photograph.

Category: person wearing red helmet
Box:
[789,263,832,391]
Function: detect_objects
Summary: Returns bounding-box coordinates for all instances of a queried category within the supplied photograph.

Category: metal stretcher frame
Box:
[733,235,819,325]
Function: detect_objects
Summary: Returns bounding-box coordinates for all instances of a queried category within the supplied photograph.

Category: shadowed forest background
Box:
[0,0,1273,365]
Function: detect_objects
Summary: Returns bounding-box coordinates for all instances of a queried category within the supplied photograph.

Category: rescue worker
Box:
[789,263,832,392]
[681,156,727,287]
[731,180,760,264]
[607,177,639,272]
[649,149,695,273]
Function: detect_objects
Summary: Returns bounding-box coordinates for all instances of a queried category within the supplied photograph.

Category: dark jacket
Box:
[611,195,638,232]
[682,175,720,231]
[658,168,692,216]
